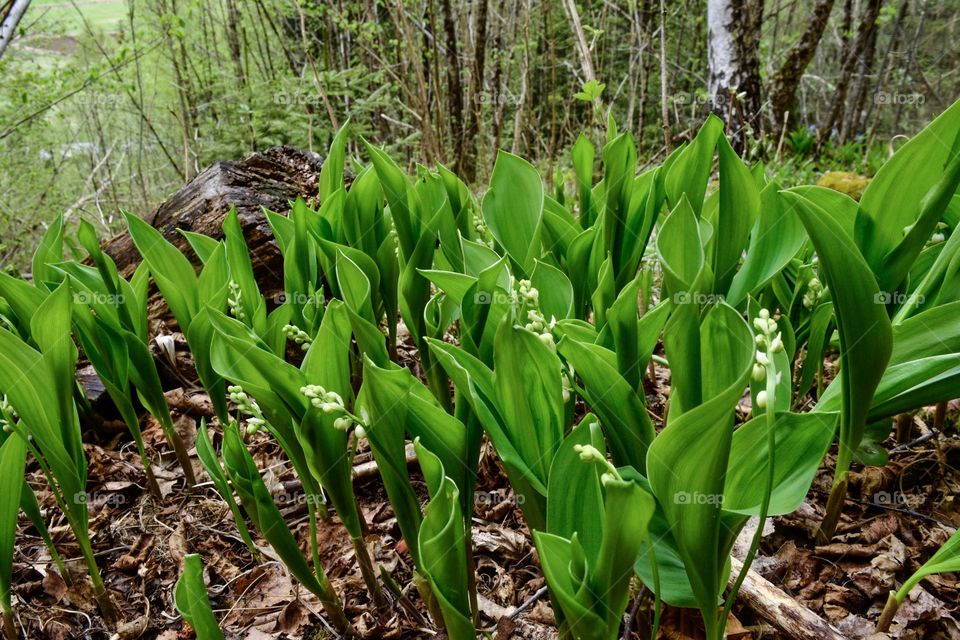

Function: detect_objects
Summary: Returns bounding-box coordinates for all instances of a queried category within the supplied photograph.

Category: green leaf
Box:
[174,554,225,640]
[572,134,596,225]
[221,423,331,600]
[724,412,837,515]
[785,190,894,479]
[646,303,754,637]
[664,115,723,216]
[414,441,475,640]
[319,120,350,201]
[0,434,26,619]
[556,337,654,472]
[179,230,220,264]
[195,421,257,556]
[896,528,960,604]
[531,260,574,321]
[726,183,806,305]
[298,302,362,539]
[545,420,605,559]
[493,322,565,487]
[712,136,761,295]
[482,151,544,275]
[124,211,198,327]
[32,214,64,291]
[857,98,960,290]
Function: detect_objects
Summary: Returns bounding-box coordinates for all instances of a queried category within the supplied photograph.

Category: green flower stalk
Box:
[717,308,781,637]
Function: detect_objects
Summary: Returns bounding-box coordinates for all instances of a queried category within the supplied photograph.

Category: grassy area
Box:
[25,0,128,37]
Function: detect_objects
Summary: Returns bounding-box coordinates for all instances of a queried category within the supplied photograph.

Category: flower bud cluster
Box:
[228,385,266,435]
[0,395,13,433]
[802,277,825,309]
[751,308,783,411]
[300,385,353,431]
[573,443,621,484]
[283,324,312,350]
[514,279,558,351]
[227,280,246,322]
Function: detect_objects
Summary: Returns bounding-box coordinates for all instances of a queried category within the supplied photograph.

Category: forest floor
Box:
[9,324,960,640]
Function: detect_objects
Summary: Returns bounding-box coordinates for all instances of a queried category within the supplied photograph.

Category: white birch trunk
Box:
[0,0,31,61]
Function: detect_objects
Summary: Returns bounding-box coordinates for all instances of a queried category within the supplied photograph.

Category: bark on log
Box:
[103,145,325,295]
[728,557,848,640]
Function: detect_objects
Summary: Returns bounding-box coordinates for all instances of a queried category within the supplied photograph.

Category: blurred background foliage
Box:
[1,0,957,269]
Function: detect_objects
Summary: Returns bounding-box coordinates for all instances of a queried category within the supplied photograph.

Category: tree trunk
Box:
[767,0,836,132]
[440,0,465,173]
[0,0,30,61]
[817,0,884,151]
[706,0,763,149]
[461,0,488,183]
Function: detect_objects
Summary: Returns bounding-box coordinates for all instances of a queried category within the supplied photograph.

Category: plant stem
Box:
[167,427,197,487]
[895,413,912,444]
[718,360,778,639]
[2,609,15,640]
[817,474,849,544]
[351,535,387,610]
[80,539,120,625]
[315,569,356,637]
[875,591,899,633]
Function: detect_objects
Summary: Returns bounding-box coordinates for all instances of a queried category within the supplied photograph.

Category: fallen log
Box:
[102,145,324,298]
[728,556,848,640]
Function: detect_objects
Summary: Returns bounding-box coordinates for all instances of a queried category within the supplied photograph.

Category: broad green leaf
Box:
[124,211,198,327]
[857,98,960,290]
[221,424,331,601]
[646,303,754,637]
[414,441,474,640]
[319,120,349,201]
[179,230,220,264]
[0,434,26,620]
[530,260,574,321]
[545,420,605,560]
[482,151,544,275]
[786,191,893,478]
[724,412,837,514]
[556,337,654,471]
[493,322,565,486]
[572,133,595,225]
[726,184,806,305]
[174,554,225,640]
[664,115,722,216]
[712,137,760,295]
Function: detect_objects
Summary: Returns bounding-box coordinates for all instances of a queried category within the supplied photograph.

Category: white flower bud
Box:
[755,390,768,410]
[752,363,766,382]
[770,334,784,353]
